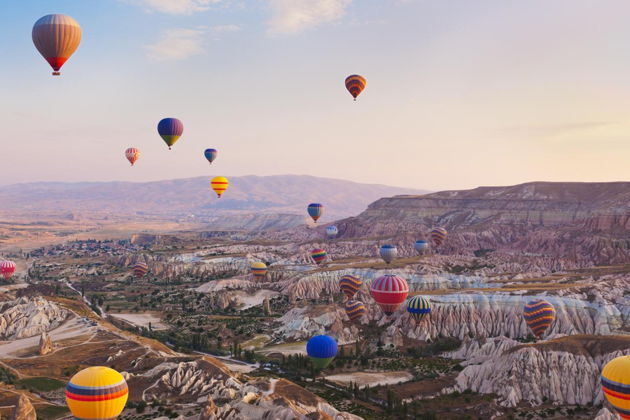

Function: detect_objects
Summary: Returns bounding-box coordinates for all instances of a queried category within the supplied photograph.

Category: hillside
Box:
[0,175,426,222]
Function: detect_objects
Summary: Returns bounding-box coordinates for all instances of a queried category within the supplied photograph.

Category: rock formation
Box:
[38,331,53,355]
[11,394,36,420]
[0,296,67,340]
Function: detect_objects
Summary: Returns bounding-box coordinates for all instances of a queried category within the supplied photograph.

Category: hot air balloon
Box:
[311,249,327,265]
[32,14,82,76]
[339,275,362,300]
[211,176,229,198]
[523,299,556,338]
[66,366,128,420]
[430,227,448,247]
[345,300,366,322]
[133,261,148,279]
[125,148,140,166]
[157,118,184,150]
[0,261,16,280]
[251,262,268,280]
[326,225,338,239]
[345,75,366,101]
[307,335,338,369]
[204,148,218,164]
[414,240,429,255]
[379,244,397,264]
[601,355,630,419]
[407,296,431,321]
[370,274,409,316]
[307,203,324,223]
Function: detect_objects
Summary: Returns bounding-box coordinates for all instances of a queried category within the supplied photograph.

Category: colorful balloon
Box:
[32,14,82,76]
[133,261,148,279]
[250,262,268,280]
[125,148,140,166]
[414,240,429,254]
[523,299,556,338]
[601,355,630,419]
[430,227,448,247]
[307,203,324,223]
[379,244,397,264]
[307,335,338,369]
[0,261,16,280]
[157,118,184,150]
[211,176,229,198]
[339,275,362,300]
[66,366,128,420]
[204,148,218,164]
[407,296,431,321]
[326,225,338,239]
[345,75,366,101]
[370,274,409,316]
[311,249,327,265]
[345,300,366,322]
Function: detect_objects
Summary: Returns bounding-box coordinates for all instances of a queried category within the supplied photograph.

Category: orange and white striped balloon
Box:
[125,148,140,166]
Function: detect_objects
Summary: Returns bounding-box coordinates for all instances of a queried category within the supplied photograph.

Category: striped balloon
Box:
[0,261,16,280]
[125,148,140,166]
[601,355,630,419]
[379,244,397,264]
[370,275,409,316]
[133,262,148,279]
[326,225,338,239]
[414,240,429,254]
[345,74,366,101]
[157,118,184,150]
[339,275,362,300]
[204,148,218,164]
[32,14,82,76]
[523,299,556,338]
[407,296,431,321]
[311,249,327,265]
[307,203,324,223]
[430,227,448,247]
[66,366,128,419]
[250,262,268,280]
[211,176,229,198]
[345,300,367,322]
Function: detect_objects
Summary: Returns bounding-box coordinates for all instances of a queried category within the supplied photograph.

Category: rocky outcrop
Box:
[11,394,36,420]
[38,331,53,355]
[0,297,67,340]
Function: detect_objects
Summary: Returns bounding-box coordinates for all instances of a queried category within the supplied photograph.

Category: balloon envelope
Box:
[307,203,324,223]
[601,355,630,419]
[66,366,128,420]
[250,262,268,279]
[133,262,148,279]
[430,227,448,246]
[345,75,366,100]
[0,261,16,280]
[311,249,327,265]
[307,335,338,369]
[326,225,338,239]
[345,300,366,322]
[32,14,81,75]
[204,148,218,164]
[370,275,409,315]
[407,296,431,321]
[157,118,184,149]
[211,176,229,198]
[379,244,397,264]
[414,240,429,254]
[523,299,556,338]
[339,275,362,300]
[125,148,140,166]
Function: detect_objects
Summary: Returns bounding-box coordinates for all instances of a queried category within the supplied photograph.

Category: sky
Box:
[2,0,630,191]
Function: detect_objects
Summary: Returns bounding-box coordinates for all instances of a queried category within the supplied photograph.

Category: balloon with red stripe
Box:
[0,261,16,280]
[370,274,409,316]
[32,14,82,76]
[523,299,556,338]
[66,366,128,419]
[311,249,327,265]
[125,148,140,166]
[211,176,229,198]
[133,261,148,279]
[345,75,366,101]
[601,355,630,419]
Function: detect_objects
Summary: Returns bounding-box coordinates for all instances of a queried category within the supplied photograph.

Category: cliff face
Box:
[337,182,630,264]
[0,297,67,340]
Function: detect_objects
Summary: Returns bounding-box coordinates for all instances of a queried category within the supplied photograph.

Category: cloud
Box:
[145,28,206,61]
[211,24,241,33]
[134,0,222,15]
[267,0,351,34]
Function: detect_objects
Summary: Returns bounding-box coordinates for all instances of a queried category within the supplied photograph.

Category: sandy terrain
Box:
[325,371,414,387]
[258,342,307,356]
[109,313,167,330]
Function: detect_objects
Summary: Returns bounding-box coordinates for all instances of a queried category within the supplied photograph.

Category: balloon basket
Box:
[52,72,60,76]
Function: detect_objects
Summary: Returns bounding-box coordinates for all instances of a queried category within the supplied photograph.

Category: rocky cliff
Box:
[0,297,67,340]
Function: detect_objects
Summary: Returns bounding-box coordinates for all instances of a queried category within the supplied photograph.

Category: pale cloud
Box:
[267,0,352,34]
[133,0,221,15]
[211,24,242,32]
[145,28,206,61]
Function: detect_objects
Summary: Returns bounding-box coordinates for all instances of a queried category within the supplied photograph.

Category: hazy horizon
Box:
[4,0,630,191]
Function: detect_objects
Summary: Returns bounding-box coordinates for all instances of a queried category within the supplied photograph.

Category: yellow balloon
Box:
[211,176,229,198]
[601,355,630,419]
[66,366,128,419]
[251,262,268,279]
